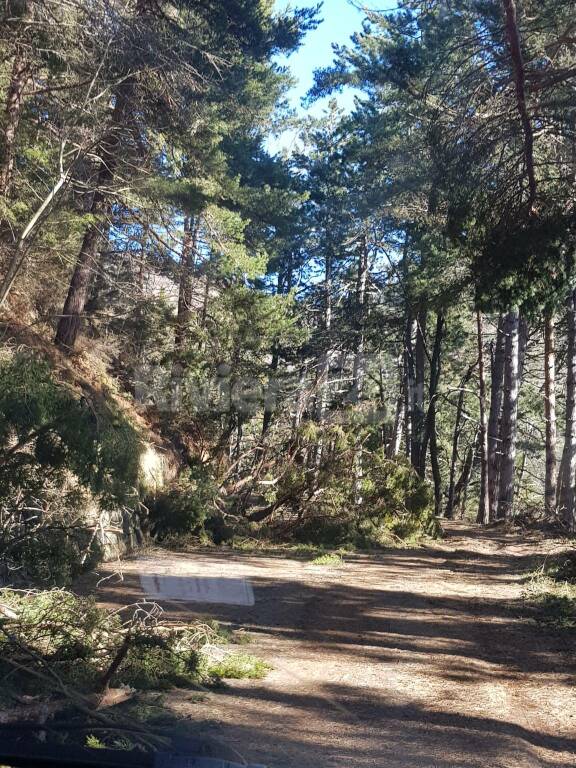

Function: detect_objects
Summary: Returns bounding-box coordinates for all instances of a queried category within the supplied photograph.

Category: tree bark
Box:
[421,312,444,464]
[54,225,102,350]
[388,354,405,458]
[558,290,576,530]
[518,315,528,381]
[422,312,444,510]
[453,433,478,517]
[496,308,521,519]
[351,235,369,504]
[544,311,558,515]
[312,249,333,471]
[315,250,332,425]
[0,48,30,198]
[0,156,71,307]
[174,216,199,355]
[446,360,476,520]
[501,0,537,211]
[55,82,132,351]
[411,305,427,476]
[488,315,506,519]
[403,313,416,460]
[350,234,368,405]
[476,311,490,524]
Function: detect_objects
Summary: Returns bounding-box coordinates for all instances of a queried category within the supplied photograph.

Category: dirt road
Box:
[88,522,576,768]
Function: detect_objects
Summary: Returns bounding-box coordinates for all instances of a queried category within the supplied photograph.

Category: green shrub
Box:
[0,590,267,698]
[547,552,576,583]
[357,454,439,543]
[310,552,344,567]
[282,432,438,547]
[146,464,216,539]
[522,551,576,630]
[0,353,142,501]
[0,351,144,585]
[206,652,271,680]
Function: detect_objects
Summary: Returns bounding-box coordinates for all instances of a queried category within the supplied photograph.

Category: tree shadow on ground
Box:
[73,527,576,767]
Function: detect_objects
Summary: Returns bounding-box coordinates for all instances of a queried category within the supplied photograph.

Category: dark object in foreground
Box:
[0,739,266,768]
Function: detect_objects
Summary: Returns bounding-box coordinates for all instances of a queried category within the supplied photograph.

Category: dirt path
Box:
[85,522,576,767]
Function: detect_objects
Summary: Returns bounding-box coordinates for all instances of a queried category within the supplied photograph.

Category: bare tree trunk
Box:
[476,311,490,524]
[292,364,309,435]
[313,251,333,469]
[351,236,369,503]
[388,355,405,458]
[558,290,576,530]
[518,315,528,381]
[174,216,198,355]
[501,0,537,212]
[0,44,30,197]
[497,308,521,519]
[404,314,416,459]
[263,265,290,437]
[515,451,526,503]
[453,432,478,516]
[55,82,132,351]
[422,312,444,510]
[54,225,102,350]
[446,360,476,520]
[488,315,506,519]
[315,252,332,423]
[421,313,444,458]
[0,153,71,307]
[351,235,368,404]
[544,311,558,515]
[411,305,427,476]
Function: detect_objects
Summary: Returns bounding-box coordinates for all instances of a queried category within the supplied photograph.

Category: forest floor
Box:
[83,521,576,768]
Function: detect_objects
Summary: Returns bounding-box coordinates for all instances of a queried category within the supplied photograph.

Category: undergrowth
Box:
[522,551,576,630]
[0,589,270,705]
[310,552,344,567]
[206,653,271,680]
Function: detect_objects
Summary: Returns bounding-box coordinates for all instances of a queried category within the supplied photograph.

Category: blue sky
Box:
[270,0,395,151]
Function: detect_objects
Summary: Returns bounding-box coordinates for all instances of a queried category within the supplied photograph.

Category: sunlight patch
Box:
[140,574,255,606]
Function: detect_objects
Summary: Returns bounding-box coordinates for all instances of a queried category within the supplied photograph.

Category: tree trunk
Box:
[422,312,444,510]
[453,433,478,516]
[488,315,506,519]
[558,290,576,530]
[518,315,528,382]
[388,355,405,458]
[476,311,490,524]
[262,258,293,437]
[404,313,416,460]
[501,0,537,212]
[411,305,427,475]
[351,235,369,503]
[54,225,102,350]
[0,46,30,197]
[429,427,442,515]
[351,235,368,405]
[0,159,71,307]
[544,311,558,515]
[496,308,521,519]
[292,364,309,435]
[446,360,476,520]
[55,82,132,351]
[421,312,444,467]
[174,216,199,355]
[313,250,333,468]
